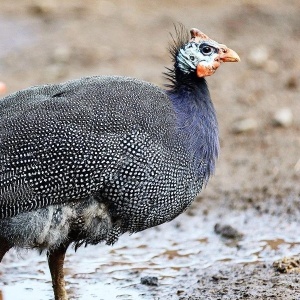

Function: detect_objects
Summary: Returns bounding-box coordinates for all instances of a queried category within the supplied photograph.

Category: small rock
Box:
[273,256,300,273]
[212,274,229,281]
[232,118,258,134]
[176,290,185,296]
[214,223,243,239]
[248,46,269,68]
[286,75,298,89]
[272,108,293,127]
[140,276,158,286]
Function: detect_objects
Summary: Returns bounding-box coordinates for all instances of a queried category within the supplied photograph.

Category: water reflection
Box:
[1,198,300,299]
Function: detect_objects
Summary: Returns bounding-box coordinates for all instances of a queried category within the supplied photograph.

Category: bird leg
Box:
[0,237,11,262]
[47,244,69,300]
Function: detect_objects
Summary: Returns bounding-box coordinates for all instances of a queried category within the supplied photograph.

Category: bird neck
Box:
[167,76,219,182]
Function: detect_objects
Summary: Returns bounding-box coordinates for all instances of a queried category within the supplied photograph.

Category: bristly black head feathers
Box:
[168,24,190,64]
[164,24,200,90]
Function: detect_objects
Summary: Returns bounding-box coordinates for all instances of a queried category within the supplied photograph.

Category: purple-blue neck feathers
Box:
[167,77,219,183]
[164,25,219,182]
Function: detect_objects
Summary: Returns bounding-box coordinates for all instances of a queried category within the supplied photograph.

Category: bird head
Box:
[176,28,240,77]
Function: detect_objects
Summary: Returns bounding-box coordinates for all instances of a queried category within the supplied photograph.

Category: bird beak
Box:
[219,45,240,63]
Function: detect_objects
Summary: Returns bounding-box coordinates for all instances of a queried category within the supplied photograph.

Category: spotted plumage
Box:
[0,76,202,244]
[0,27,240,300]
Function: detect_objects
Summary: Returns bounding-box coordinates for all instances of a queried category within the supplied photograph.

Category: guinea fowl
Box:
[0,27,239,299]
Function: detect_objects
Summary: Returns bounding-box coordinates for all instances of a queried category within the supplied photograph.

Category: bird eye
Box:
[201,45,213,55]
[190,55,195,61]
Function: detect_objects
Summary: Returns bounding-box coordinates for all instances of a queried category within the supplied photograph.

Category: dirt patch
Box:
[178,263,300,300]
[0,0,300,299]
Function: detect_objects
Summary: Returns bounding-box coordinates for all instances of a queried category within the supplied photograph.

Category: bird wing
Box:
[0,76,192,220]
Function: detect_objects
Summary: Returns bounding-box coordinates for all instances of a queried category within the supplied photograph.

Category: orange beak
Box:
[219,45,240,63]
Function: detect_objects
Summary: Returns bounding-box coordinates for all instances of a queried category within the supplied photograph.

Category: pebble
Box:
[273,257,300,273]
[232,118,258,134]
[248,46,269,68]
[212,274,229,281]
[272,108,293,127]
[248,46,279,73]
[214,223,243,239]
[286,75,298,89]
[140,276,159,286]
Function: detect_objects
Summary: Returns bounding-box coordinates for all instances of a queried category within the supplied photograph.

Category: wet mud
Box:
[0,0,300,299]
[2,196,300,299]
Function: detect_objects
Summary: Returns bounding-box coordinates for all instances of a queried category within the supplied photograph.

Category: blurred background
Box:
[0,0,300,299]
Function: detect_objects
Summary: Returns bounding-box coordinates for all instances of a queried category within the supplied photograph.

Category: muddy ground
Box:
[0,0,300,299]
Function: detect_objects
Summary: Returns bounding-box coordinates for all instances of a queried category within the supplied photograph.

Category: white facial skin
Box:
[176,28,240,77]
[177,41,221,75]
[177,40,233,77]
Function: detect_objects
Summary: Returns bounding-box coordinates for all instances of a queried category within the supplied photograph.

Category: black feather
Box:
[164,24,199,91]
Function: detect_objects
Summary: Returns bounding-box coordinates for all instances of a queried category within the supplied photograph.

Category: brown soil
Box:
[1,0,300,299]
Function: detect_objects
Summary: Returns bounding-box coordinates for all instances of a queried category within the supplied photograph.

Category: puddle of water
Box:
[1,198,300,299]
